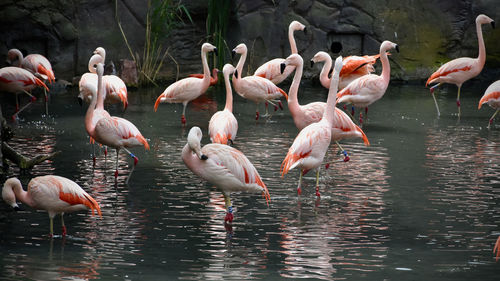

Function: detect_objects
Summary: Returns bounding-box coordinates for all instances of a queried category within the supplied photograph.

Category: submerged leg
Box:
[456,86,462,117]
[315,168,321,198]
[44,88,49,116]
[61,213,67,236]
[488,109,499,129]
[49,216,54,238]
[181,102,187,125]
[430,83,441,117]
[122,147,138,184]
[297,170,303,195]
[223,192,234,223]
[114,149,120,179]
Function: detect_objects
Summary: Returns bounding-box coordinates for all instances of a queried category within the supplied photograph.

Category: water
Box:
[0,81,499,280]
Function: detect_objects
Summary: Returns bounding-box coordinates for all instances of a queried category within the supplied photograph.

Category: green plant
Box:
[115,0,193,86]
[207,0,231,70]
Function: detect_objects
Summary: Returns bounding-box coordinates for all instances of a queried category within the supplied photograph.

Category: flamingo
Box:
[79,47,128,109]
[188,68,220,86]
[426,14,495,117]
[281,55,343,197]
[281,53,369,162]
[0,66,47,119]
[154,43,218,125]
[2,176,102,237]
[231,43,288,120]
[478,80,500,128]
[495,235,500,262]
[7,48,55,114]
[254,20,306,85]
[85,59,150,182]
[336,41,399,124]
[182,126,270,223]
[208,64,238,145]
[311,51,381,90]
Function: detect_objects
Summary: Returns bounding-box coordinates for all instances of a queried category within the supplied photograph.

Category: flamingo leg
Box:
[49,216,54,238]
[223,192,234,223]
[114,149,120,179]
[12,90,37,120]
[297,170,303,195]
[335,141,350,162]
[488,109,499,129]
[262,102,270,117]
[92,143,96,167]
[315,168,321,198]
[430,83,441,117]
[181,102,187,125]
[456,86,462,117]
[61,213,67,236]
[44,88,49,116]
[122,147,138,184]
[255,104,260,120]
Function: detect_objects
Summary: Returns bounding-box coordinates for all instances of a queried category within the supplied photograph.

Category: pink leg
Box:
[181,114,186,125]
[255,111,260,120]
[62,226,67,236]
[278,100,284,110]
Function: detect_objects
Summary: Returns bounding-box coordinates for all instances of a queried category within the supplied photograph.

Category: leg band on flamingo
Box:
[342,150,350,162]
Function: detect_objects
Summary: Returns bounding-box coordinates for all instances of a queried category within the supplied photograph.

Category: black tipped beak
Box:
[231,50,236,59]
[492,21,496,29]
[213,47,218,56]
[201,154,208,160]
[395,45,400,53]
[280,63,286,74]
[310,60,314,68]
[14,206,21,211]
[78,97,83,107]
[303,27,307,35]
[234,69,239,79]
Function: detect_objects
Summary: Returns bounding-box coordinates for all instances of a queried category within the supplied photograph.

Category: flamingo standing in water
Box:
[231,43,288,120]
[281,53,369,162]
[478,80,500,128]
[254,20,306,85]
[154,43,218,125]
[7,48,55,114]
[336,41,399,124]
[281,55,343,197]
[311,51,381,90]
[182,126,270,223]
[85,59,149,182]
[426,14,495,117]
[188,68,220,86]
[208,64,238,145]
[0,66,47,119]
[2,176,102,237]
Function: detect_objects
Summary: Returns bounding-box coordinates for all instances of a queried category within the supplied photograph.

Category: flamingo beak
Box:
[310,60,314,68]
[280,63,286,74]
[492,21,496,29]
[303,26,307,35]
[201,154,208,160]
[213,47,218,56]
[395,45,400,53]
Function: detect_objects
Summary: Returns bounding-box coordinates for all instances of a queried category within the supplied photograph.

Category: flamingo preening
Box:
[281,55,343,197]
[478,80,500,128]
[426,14,495,117]
[2,176,102,237]
[336,41,399,124]
[182,126,270,223]
[85,57,149,182]
[154,43,218,125]
[254,20,306,85]
[231,43,288,120]
[208,64,238,145]
[281,53,369,162]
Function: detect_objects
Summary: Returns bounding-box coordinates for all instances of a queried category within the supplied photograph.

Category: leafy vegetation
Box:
[206,0,231,70]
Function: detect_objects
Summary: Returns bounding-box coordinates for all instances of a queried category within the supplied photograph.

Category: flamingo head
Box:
[310,51,330,68]
[6,49,22,66]
[380,41,399,54]
[281,53,303,74]
[187,127,207,160]
[93,47,106,62]
[290,20,306,33]
[2,177,21,210]
[476,14,495,28]
[232,43,247,58]
[88,54,104,73]
[222,64,235,79]
[202,43,218,56]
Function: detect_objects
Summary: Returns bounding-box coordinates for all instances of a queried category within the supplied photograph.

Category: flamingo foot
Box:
[278,100,284,110]
[315,186,321,198]
[62,226,67,236]
[325,163,330,170]
[297,186,302,196]
[181,115,186,125]
[114,169,119,178]
[255,111,260,120]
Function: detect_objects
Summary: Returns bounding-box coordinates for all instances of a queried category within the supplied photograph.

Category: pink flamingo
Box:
[182,126,270,223]
[85,59,149,181]
[0,66,47,119]
[154,43,218,125]
[2,176,102,237]
[281,55,343,197]
[81,47,128,109]
[426,14,495,117]
[254,20,306,85]
[282,53,369,162]
[311,51,381,90]
[231,43,288,120]
[336,41,399,124]
[495,235,500,262]
[208,64,238,145]
[7,48,55,114]
[188,68,220,86]
[478,80,500,128]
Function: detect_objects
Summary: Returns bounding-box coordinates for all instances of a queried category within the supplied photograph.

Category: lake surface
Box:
[0,80,499,280]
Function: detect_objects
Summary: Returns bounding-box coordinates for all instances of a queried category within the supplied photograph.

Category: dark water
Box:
[0,81,499,280]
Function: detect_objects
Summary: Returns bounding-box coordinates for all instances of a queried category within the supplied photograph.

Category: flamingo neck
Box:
[85,71,100,135]
[181,144,201,175]
[323,74,340,125]
[10,182,35,208]
[380,49,391,85]
[223,73,233,112]
[201,49,211,85]
[289,27,298,54]
[96,68,105,111]
[288,61,303,107]
[319,56,332,86]
[11,49,24,67]
[476,21,486,68]
[235,50,247,79]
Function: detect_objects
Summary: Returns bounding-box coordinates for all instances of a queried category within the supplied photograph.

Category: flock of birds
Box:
[1,14,499,260]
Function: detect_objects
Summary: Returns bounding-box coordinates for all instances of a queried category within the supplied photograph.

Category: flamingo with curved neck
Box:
[154,43,218,125]
[426,14,495,117]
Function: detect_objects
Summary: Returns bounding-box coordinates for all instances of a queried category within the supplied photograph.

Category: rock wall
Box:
[0,0,498,83]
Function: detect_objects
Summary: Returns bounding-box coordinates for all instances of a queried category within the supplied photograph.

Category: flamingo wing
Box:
[104,75,128,109]
[301,102,326,123]
[111,117,150,150]
[22,54,55,83]
[0,66,48,92]
[79,73,98,102]
[238,76,288,100]
[337,74,384,103]
[478,80,500,109]
[341,54,380,77]
[426,57,475,86]
[332,108,370,145]
[209,110,238,144]
[154,77,207,111]
[254,58,295,84]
